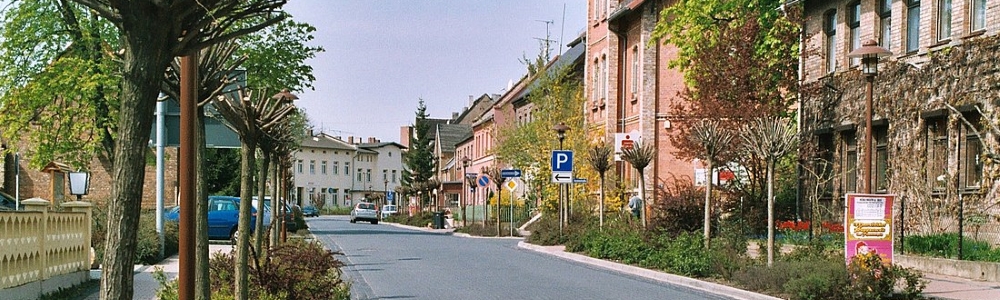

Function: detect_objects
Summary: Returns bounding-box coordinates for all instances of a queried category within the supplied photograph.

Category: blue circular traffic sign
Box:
[477,174,491,187]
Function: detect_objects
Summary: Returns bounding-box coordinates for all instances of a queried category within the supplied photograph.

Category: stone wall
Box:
[800,34,1000,243]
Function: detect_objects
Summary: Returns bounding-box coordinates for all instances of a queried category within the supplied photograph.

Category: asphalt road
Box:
[307,216,731,300]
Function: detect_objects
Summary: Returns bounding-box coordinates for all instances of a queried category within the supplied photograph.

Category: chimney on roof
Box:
[308,129,313,136]
[334,136,342,140]
[469,95,474,107]
[348,136,354,144]
[376,139,381,143]
[452,112,459,120]
[368,137,375,143]
[492,94,501,101]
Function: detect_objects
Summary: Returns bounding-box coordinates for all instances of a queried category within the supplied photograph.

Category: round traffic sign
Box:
[477,174,491,187]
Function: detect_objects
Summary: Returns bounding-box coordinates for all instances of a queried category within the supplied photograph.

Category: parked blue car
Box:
[164,195,257,241]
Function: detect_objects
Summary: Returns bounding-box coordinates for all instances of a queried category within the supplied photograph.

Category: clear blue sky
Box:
[282,1,587,143]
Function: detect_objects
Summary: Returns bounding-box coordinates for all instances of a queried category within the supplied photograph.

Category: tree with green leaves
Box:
[62,1,286,299]
[650,0,800,167]
[621,142,655,228]
[404,99,435,207]
[494,47,588,223]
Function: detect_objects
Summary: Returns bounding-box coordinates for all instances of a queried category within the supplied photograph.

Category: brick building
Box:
[586,0,698,207]
[798,0,1000,240]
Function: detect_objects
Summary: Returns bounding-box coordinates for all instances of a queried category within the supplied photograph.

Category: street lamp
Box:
[848,39,892,194]
[67,171,90,201]
[552,122,570,150]
[462,156,471,227]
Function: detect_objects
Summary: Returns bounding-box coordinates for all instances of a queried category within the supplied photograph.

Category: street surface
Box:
[308,216,731,300]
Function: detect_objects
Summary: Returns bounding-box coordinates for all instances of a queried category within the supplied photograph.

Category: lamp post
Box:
[384,179,389,205]
[462,156,471,227]
[847,40,891,194]
[67,171,90,201]
[552,122,571,232]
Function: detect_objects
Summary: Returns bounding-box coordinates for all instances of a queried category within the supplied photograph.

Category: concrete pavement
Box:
[78,244,232,300]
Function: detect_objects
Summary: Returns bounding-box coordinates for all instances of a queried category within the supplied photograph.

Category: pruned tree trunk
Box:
[100,27,173,300]
[270,154,280,247]
[195,106,211,300]
[766,161,775,267]
[255,150,271,252]
[236,141,257,299]
[704,159,713,249]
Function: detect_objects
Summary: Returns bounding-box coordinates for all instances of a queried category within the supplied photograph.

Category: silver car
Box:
[350,202,379,224]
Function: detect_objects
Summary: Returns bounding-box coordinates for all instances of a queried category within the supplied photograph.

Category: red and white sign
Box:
[614,130,641,161]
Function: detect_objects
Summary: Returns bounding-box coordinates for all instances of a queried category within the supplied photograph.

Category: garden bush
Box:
[92,205,179,266]
[157,239,350,300]
[845,252,925,300]
[905,233,1000,262]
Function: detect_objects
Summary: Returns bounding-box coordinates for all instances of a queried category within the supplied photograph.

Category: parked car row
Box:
[164,195,300,241]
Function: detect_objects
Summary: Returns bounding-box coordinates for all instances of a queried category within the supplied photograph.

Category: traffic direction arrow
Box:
[500,169,522,178]
[552,171,573,183]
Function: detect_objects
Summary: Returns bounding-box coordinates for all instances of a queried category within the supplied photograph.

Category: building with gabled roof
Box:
[292,132,405,209]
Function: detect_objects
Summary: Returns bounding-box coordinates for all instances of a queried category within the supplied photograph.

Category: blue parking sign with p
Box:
[551,150,573,172]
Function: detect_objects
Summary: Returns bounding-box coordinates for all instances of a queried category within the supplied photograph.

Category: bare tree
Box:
[587,143,613,229]
[739,117,797,267]
[621,142,656,228]
[212,87,296,298]
[689,119,733,248]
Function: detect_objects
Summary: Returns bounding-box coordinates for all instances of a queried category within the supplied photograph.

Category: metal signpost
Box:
[477,174,490,225]
[505,179,519,236]
[551,150,573,232]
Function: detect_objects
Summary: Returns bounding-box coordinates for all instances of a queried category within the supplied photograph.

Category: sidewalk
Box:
[515,241,1000,300]
[80,244,232,300]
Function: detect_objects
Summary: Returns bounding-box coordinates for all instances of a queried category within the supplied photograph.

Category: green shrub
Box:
[134,209,179,265]
[845,252,926,300]
[524,214,567,246]
[904,233,959,258]
[321,206,352,215]
[158,239,351,299]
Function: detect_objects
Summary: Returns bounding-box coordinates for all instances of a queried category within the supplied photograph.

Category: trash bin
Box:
[432,212,444,229]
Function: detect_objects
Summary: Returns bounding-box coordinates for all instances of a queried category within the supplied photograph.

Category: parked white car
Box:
[381,204,398,219]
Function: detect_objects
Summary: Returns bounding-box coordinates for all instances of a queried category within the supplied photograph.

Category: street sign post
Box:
[551,150,573,183]
[504,179,519,191]
[500,169,522,178]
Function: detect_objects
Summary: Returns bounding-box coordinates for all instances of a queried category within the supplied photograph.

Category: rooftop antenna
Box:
[534,19,554,59]
[560,3,566,55]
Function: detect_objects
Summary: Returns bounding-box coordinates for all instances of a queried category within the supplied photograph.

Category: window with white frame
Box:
[366,169,372,182]
[938,0,952,41]
[824,9,838,73]
[392,170,397,183]
[357,168,362,181]
[630,46,639,95]
[849,2,861,66]
[345,162,350,175]
[297,160,303,174]
[332,161,339,175]
[880,0,892,48]
[970,0,986,32]
[309,160,315,174]
[321,161,327,175]
[907,0,921,52]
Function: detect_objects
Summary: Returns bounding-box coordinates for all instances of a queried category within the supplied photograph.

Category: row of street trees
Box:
[0,1,321,299]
